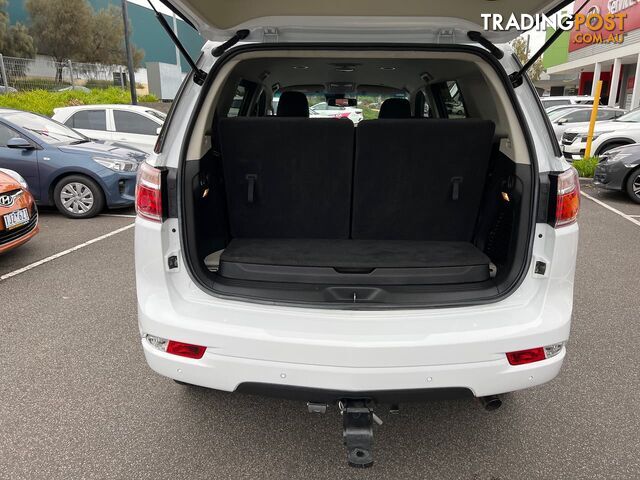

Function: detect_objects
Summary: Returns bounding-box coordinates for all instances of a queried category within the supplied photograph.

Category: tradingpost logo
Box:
[481,9,627,46]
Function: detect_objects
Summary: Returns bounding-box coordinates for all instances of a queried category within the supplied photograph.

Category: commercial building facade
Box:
[543,0,640,110]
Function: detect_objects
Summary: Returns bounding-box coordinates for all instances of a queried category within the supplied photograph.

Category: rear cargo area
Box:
[180,47,534,307]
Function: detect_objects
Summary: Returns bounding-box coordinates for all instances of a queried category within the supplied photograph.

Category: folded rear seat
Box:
[218,117,354,238]
[352,118,496,241]
[217,117,496,286]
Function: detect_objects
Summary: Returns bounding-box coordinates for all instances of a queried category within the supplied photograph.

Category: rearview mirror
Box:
[156,127,162,136]
[328,97,357,107]
[7,137,33,150]
[556,118,568,125]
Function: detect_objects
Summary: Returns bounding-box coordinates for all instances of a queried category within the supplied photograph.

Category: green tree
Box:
[26,0,93,80]
[85,5,143,68]
[5,23,36,59]
[0,0,35,58]
[26,0,144,82]
[511,35,544,82]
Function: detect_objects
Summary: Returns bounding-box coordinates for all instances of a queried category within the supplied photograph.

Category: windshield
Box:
[146,110,166,122]
[5,111,87,145]
[548,108,579,121]
[614,108,640,123]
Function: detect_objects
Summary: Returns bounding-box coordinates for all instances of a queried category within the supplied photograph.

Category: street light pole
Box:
[121,0,137,105]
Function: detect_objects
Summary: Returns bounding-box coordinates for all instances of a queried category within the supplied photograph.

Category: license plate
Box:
[4,208,30,230]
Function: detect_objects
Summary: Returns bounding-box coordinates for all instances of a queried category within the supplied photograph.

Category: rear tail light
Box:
[551,167,580,227]
[506,343,564,366]
[145,335,207,359]
[136,162,162,222]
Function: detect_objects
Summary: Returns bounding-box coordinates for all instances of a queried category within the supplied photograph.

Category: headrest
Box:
[378,98,411,119]
[276,91,309,117]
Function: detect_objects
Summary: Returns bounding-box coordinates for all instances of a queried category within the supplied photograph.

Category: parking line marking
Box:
[0,223,135,282]
[580,191,640,228]
[100,213,136,218]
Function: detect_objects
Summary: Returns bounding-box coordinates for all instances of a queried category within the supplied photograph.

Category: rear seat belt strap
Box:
[451,177,463,201]
[246,174,257,203]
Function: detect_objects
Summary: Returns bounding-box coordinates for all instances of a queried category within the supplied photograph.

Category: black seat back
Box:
[218,117,353,238]
[352,119,496,241]
[276,91,309,117]
[378,98,411,119]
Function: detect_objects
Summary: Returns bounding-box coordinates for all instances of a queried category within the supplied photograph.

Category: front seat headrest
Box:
[276,91,309,117]
[378,98,411,119]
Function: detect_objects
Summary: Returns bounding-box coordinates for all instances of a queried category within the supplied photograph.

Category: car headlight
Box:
[579,133,601,142]
[0,168,28,190]
[93,156,139,172]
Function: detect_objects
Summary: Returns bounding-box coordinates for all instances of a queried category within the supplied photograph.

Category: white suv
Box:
[135,0,579,467]
[561,108,640,160]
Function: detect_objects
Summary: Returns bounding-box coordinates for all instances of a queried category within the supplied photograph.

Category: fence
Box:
[0,54,130,93]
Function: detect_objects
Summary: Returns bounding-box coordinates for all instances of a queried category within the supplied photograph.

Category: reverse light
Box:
[552,167,580,228]
[506,343,564,366]
[135,162,162,222]
[145,335,207,359]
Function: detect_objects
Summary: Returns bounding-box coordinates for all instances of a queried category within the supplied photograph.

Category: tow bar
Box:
[339,399,383,467]
[307,395,501,467]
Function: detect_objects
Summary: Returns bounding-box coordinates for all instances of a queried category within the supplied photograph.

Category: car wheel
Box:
[625,169,640,204]
[53,175,105,219]
[597,142,627,156]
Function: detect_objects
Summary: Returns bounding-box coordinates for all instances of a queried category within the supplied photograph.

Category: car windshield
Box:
[146,110,166,122]
[614,108,640,123]
[548,108,578,121]
[5,111,88,145]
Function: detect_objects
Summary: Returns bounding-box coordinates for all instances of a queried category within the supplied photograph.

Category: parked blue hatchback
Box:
[0,108,147,218]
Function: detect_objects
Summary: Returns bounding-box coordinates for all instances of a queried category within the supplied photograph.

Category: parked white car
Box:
[541,95,594,111]
[52,104,165,153]
[310,102,364,123]
[135,0,579,466]
[561,108,640,160]
[550,106,625,143]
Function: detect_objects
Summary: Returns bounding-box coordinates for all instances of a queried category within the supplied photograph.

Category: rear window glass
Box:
[114,111,159,135]
[227,85,246,117]
[542,99,570,108]
[65,110,107,131]
[272,92,409,121]
[437,81,467,119]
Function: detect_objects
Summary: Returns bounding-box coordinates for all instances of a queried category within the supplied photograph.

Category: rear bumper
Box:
[136,220,577,399]
[142,337,566,398]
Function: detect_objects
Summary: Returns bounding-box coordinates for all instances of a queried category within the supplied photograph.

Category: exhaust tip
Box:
[478,395,502,411]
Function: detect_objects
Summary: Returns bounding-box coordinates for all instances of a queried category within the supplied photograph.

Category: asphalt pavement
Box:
[0,194,639,479]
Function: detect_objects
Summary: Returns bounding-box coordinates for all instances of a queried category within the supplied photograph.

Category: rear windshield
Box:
[272,92,410,121]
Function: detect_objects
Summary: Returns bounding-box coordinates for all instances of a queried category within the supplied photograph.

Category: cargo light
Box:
[552,167,580,228]
[135,162,163,222]
[145,335,206,359]
[506,343,564,366]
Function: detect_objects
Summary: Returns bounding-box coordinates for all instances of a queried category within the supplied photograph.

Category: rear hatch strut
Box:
[146,0,207,85]
[508,0,589,87]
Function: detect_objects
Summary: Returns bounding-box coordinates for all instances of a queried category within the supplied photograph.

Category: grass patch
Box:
[573,156,599,178]
[0,88,158,116]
